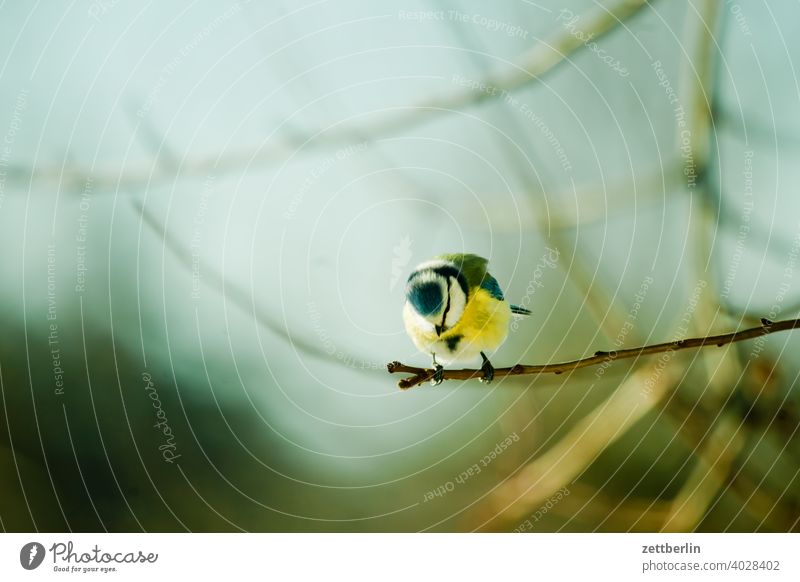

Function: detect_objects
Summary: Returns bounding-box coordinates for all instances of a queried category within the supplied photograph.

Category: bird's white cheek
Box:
[444,285,466,329]
[403,302,436,335]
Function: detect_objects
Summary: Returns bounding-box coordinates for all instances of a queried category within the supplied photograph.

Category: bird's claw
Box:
[479,359,494,384]
[430,364,445,386]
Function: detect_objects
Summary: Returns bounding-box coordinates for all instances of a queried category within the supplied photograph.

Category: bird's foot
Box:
[479,352,494,384]
[430,364,445,386]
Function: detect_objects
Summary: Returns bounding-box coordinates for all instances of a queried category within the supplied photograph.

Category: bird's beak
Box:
[434,325,443,336]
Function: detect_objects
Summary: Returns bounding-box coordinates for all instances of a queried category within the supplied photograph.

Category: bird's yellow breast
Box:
[403,287,511,364]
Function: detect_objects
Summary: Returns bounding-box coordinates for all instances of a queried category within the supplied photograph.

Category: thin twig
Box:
[387,317,800,389]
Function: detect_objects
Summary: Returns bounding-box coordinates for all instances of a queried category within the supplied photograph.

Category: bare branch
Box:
[387,317,800,389]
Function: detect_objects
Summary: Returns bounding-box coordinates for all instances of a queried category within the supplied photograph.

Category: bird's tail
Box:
[510,304,532,315]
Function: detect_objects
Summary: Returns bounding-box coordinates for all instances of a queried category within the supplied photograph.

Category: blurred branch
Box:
[662,395,797,531]
[7,0,650,191]
[551,482,674,531]
[548,230,637,343]
[133,199,377,371]
[387,317,800,389]
[436,0,662,349]
[472,361,678,531]
[661,413,745,531]
[682,0,719,182]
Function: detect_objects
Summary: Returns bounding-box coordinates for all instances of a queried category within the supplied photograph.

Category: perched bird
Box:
[402,253,531,384]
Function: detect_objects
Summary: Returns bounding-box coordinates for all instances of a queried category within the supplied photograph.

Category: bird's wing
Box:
[437,253,508,301]
[479,274,505,300]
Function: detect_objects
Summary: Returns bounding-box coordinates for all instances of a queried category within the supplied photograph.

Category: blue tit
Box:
[403,253,531,384]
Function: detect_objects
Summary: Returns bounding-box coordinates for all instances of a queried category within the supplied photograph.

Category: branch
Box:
[387,317,800,390]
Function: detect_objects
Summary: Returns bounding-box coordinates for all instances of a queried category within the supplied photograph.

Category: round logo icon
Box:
[20,542,46,570]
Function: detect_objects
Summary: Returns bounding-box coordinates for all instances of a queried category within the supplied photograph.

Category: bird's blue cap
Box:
[408,281,443,316]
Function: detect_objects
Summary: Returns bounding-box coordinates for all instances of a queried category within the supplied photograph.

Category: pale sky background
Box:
[1,0,798,532]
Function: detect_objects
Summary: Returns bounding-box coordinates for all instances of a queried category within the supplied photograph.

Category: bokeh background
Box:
[1,0,799,532]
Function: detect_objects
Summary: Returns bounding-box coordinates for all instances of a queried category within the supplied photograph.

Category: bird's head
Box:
[405,263,468,336]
